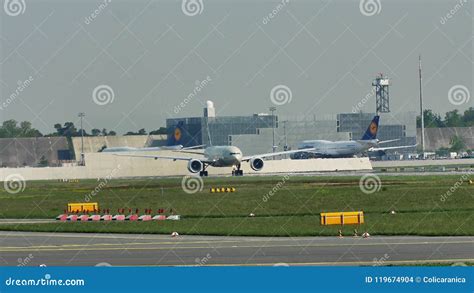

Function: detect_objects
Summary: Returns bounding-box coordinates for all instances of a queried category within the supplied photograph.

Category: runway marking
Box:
[152,258,474,267]
[0,240,472,252]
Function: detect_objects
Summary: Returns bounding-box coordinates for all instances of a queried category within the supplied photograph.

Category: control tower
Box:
[372,74,390,113]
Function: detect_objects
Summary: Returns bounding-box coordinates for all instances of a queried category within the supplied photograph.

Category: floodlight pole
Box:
[78,112,85,165]
[418,55,425,159]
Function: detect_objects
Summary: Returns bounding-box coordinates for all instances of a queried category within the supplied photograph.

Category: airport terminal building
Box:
[166,102,417,158]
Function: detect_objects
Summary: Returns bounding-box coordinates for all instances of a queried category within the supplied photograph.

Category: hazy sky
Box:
[1,0,472,134]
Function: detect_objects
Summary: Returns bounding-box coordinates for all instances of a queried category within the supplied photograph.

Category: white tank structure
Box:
[204,100,216,118]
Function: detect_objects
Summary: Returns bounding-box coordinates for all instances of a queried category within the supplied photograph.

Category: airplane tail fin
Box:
[361,116,380,140]
[168,122,184,146]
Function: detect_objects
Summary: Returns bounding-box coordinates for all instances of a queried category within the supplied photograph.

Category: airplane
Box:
[113,144,315,176]
[101,145,203,153]
[290,115,417,159]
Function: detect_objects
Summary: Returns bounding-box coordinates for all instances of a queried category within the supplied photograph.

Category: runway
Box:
[0,232,472,266]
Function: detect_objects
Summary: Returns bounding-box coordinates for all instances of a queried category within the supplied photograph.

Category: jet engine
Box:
[249,158,264,171]
[187,159,203,173]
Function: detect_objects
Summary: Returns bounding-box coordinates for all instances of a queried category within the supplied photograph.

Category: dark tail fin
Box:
[361,116,380,140]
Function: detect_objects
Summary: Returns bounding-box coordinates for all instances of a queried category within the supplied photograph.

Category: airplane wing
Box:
[113,153,213,163]
[377,139,401,144]
[172,149,206,155]
[182,144,206,150]
[369,144,417,152]
[241,148,316,161]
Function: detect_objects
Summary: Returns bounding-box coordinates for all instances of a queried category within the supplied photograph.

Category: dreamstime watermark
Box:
[194,253,212,266]
[352,87,375,113]
[448,85,470,106]
[359,0,381,16]
[270,85,292,106]
[174,76,212,114]
[181,175,203,194]
[359,174,382,194]
[0,76,34,111]
[92,84,115,106]
[17,254,34,267]
[3,174,26,194]
[372,253,390,266]
[262,174,290,203]
[181,0,203,16]
[3,0,26,16]
[84,0,112,25]
[440,0,468,25]
[84,164,121,202]
[440,172,472,202]
[262,0,290,25]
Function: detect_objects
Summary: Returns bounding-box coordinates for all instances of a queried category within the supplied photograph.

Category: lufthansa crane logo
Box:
[174,128,182,141]
[369,122,378,135]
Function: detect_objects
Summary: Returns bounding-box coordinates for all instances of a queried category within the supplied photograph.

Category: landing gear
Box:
[199,165,209,177]
[232,164,243,176]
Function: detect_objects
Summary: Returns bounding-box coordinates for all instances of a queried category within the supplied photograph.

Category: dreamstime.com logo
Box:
[3,174,26,194]
[0,76,34,111]
[448,85,470,106]
[181,175,203,194]
[440,172,471,202]
[195,253,212,266]
[359,0,381,16]
[92,84,115,106]
[84,164,121,202]
[262,174,290,203]
[174,76,212,114]
[359,174,382,194]
[270,85,292,106]
[181,0,203,16]
[3,0,26,16]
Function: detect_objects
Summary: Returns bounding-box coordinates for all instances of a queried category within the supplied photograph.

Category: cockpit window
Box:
[229,152,241,155]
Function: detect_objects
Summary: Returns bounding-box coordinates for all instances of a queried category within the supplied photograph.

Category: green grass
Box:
[0,175,473,236]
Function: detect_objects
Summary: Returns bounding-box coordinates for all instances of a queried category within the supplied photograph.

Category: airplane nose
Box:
[232,154,242,162]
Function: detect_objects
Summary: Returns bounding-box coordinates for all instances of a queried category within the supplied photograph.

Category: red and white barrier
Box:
[89,215,101,221]
[112,215,125,221]
[101,215,113,221]
[78,215,89,221]
[152,215,166,221]
[138,215,152,221]
[56,214,68,221]
[125,214,139,221]
[67,215,78,221]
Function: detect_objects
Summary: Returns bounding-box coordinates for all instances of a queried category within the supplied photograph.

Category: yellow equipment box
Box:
[67,202,99,213]
[320,211,364,225]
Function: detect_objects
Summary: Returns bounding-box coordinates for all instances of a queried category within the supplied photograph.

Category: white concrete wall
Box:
[0,151,372,181]
[71,135,167,158]
[372,158,474,168]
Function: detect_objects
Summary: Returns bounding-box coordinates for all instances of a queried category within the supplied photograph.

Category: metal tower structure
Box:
[372,73,390,113]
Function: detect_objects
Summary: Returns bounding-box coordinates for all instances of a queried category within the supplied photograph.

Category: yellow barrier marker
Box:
[68,202,99,213]
[320,211,364,226]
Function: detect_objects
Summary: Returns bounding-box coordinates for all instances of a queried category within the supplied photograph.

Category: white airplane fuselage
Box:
[203,146,243,167]
[297,139,378,157]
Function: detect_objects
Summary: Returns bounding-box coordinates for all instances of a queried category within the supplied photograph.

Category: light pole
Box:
[418,55,425,159]
[269,107,276,158]
[78,112,85,165]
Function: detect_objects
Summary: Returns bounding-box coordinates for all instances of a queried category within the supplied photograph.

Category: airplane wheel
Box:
[204,171,208,176]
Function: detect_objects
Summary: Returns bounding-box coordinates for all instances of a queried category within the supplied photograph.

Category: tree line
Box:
[417,107,474,128]
[0,120,167,139]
